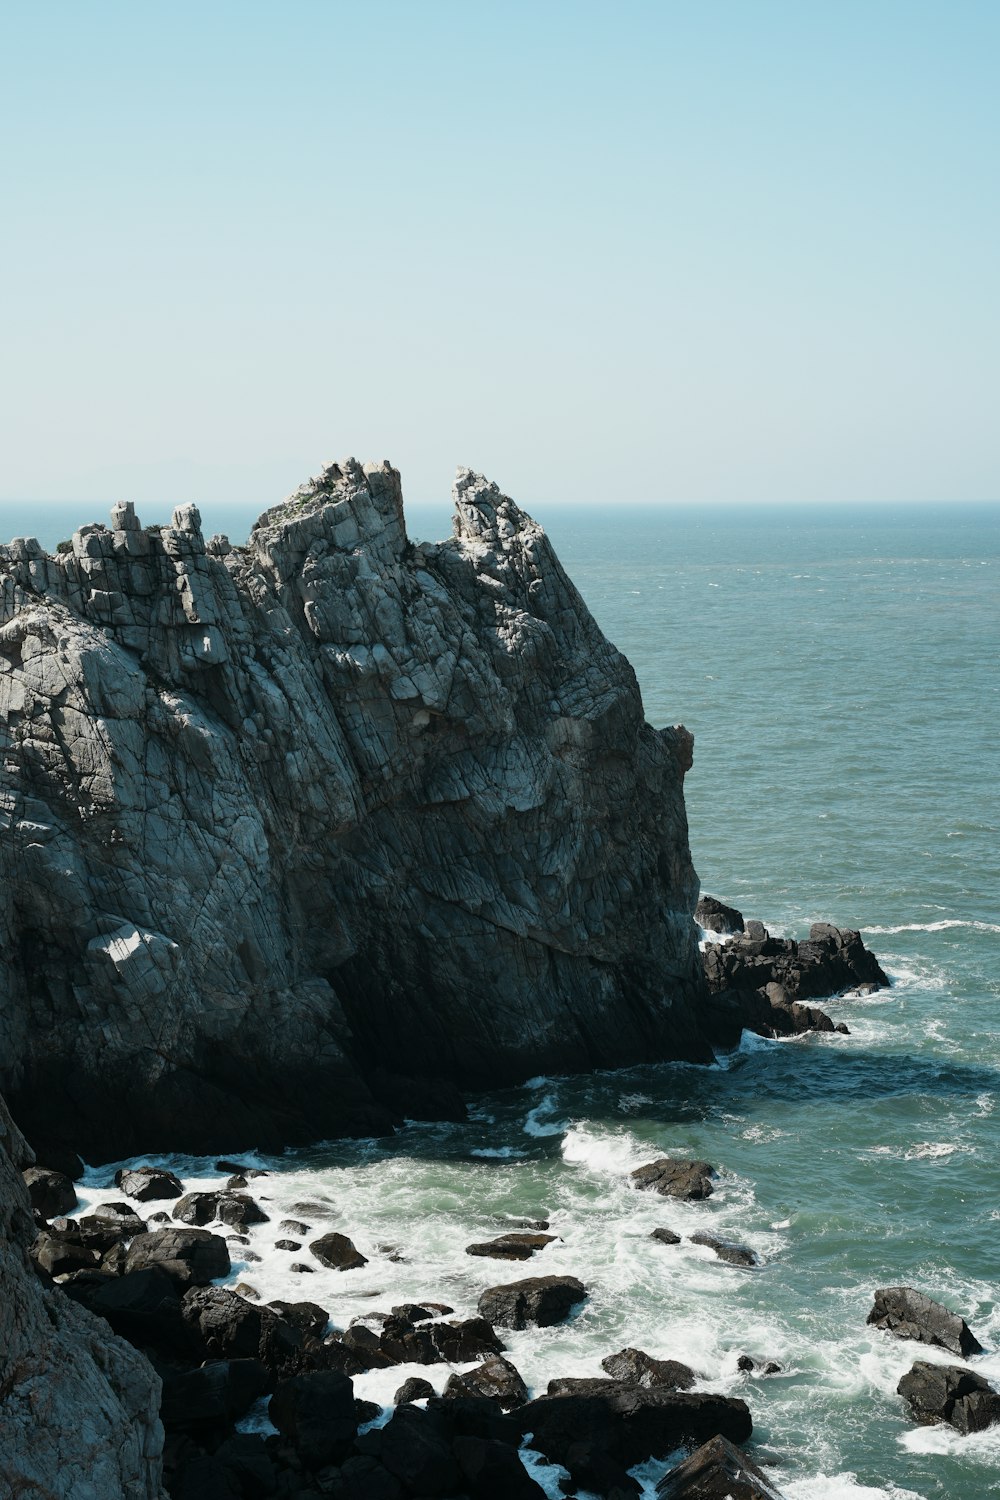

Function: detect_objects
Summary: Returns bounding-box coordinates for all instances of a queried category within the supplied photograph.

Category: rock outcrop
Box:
[1,460,707,1159]
[0,1093,165,1497]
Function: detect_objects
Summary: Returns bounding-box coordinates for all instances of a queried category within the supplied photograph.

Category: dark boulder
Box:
[431,1316,506,1362]
[377,1403,461,1496]
[466,1232,556,1260]
[124,1225,231,1285]
[74,1202,146,1245]
[702,984,838,1047]
[324,1454,404,1500]
[269,1369,358,1467]
[391,1301,453,1322]
[309,1231,367,1271]
[274,1238,301,1250]
[443,1355,529,1409]
[516,1385,752,1468]
[173,1192,224,1226]
[478,1275,586,1329]
[167,1453,242,1500]
[656,1434,786,1498]
[62,1266,203,1358]
[279,1218,310,1237]
[22,1166,78,1219]
[453,1434,547,1498]
[601,1348,695,1390]
[689,1231,759,1268]
[181,1286,305,1374]
[395,1376,436,1404]
[212,1432,280,1498]
[217,1193,269,1230]
[425,1394,522,1445]
[702,923,887,1003]
[630,1159,715,1200]
[868,1287,983,1357]
[160,1358,270,1431]
[269,1299,330,1338]
[897,1361,1000,1433]
[563,1440,641,1499]
[31,1229,100,1278]
[115,1165,185,1201]
[651,1227,682,1246]
[696,896,745,935]
[737,1355,782,1375]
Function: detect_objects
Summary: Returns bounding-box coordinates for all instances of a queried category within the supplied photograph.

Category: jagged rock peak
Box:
[452,466,534,544]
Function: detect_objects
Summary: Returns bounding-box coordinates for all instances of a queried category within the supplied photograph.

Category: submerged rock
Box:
[1,462,708,1160]
[689,1230,759,1267]
[465,1231,556,1260]
[868,1286,983,1357]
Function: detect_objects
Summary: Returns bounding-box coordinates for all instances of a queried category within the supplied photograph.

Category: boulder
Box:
[562,1440,641,1499]
[516,1385,753,1468]
[181,1286,305,1373]
[695,896,745,935]
[63,1266,202,1358]
[124,1226,230,1285]
[115,1166,184,1201]
[689,1231,759,1268]
[376,1403,462,1496]
[160,1358,270,1431]
[328,1454,405,1500]
[466,1231,556,1260]
[453,1434,547,1498]
[395,1376,436,1404]
[651,1227,682,1246]
[702,923,888,1003]
[31,1230,100,1278]
[309,1231,367,1271]
[216,1193,269,1230]
[22,1167,78,1220]
[631,1159,715,1200]
[269,1369,358,1467]
[656,1434,786,1498]
[391,1301,453,1322]
[268,1299,330,1338]
[897,1361,1000,1433]
[279,1218,311,1237]
[173,1192,223,1226]
[431,1316,506,1363]
[601,1348,695,1390]
[478,1275,586,1329]
[443,1355,529,1409]
[868,1287,983,1357]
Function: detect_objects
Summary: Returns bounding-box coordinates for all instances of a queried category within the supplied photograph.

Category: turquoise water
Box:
[8,497,1000,1496]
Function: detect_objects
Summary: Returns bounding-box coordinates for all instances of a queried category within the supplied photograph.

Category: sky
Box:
[1,0,998,513]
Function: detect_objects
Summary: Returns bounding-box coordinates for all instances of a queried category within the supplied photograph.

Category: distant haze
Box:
[1,1,997,511]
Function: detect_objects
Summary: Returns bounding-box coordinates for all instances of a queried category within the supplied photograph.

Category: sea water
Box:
[7,498,1000,1497]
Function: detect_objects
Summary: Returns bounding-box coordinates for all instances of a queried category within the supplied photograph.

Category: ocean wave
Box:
[863,919,1000,936]
[785,1479,925,1500]
[523,1093,567,1138]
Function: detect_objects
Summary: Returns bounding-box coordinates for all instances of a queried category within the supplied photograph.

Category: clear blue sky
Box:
[2,1,997,510]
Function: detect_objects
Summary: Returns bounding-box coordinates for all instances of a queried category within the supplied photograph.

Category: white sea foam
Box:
[863,919,1000,936]
[903,1141,961,1160]
[523,1093,567,1137]
[785,1479,925,1500]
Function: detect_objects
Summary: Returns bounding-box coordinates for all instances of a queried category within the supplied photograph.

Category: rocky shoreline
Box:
[11,905,987,1500]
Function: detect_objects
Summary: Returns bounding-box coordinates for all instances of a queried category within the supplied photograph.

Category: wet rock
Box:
[650,1227,682,1246]
[689,1231,759,1267]
[326,1454,404,1500]
[124,1226,231,1285]
[702,923,888,1003]
[496,1217,550,1231]
[269,1369,358,1467]
[115,1165,185,1202]
[444,1355,529,1409]
[22,1166,77,1220]
[454,1433,548,1497]
[897,1361,1000,1433]
[868,1287,983,1357]
[696,896,745,935]
[562,1440,642,1499]
[466,1231,556,1260]
[173,1192,224,1226]
[268,1299,329,1338]
[702,984,840,1045]
[31,1229,100,1278]
[391,1301,453,1322]
[478,1275,587,1329]
[309,1231,367,1271]
[737,1355,782,1375]
[516,1386,753,1468]
[279,1218,310,1237]
[377,1403,461,1495]
[232,1281,259,1300]
[290,1261,315,1273]
[631,1159,715,1200]
[355,1397,383,1425]
[217,1193,269,1230]
[656,1434,786,1498]
[601,1348,695,1390]
[395,1376,436,1404]
[161,1358,270,1432]
[181,1285,305,1374]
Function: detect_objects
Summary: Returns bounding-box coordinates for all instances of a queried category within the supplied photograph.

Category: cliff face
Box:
[0,460,708,1160]
[0,1095,164,1496]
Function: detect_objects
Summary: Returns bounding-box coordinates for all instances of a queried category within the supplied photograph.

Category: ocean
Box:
[5,496,1000,1496]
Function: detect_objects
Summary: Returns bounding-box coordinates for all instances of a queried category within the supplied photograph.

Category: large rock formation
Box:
[0,1093,164,1496]
[0,460,708,1159]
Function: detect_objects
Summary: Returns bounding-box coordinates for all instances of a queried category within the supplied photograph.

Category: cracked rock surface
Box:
[0,1093,165,1497]
[1,459,706,1159]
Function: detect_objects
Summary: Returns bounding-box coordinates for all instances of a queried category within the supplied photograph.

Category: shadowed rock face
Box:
[0,1094,165,1497]
[0,460,707,1159]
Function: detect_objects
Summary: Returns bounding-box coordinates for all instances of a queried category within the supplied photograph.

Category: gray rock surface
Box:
[0,1092,165,1496]
[1,459,706,1158]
